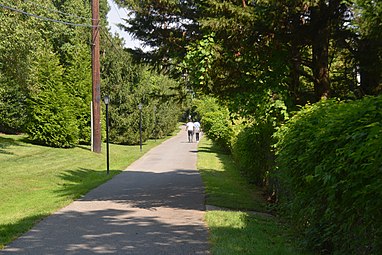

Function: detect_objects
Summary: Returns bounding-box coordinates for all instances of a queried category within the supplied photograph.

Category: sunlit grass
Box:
[0,133,172,248]
[197,138,267,212]
[197,138,312,255]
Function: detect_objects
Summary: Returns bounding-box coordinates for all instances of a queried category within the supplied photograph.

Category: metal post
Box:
[104,96,110,175]
[139,103,142,152]
[153,105,156,142]
[90,102,93,151]
[106,103,110,174]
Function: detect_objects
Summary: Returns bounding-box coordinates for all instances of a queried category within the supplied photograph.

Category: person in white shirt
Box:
[193,120,201,142]
[185,120,194,143]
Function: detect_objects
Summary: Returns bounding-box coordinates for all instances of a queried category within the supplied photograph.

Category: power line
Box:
[109,0,123,20]
[0,3,97,28]
[118,1,130,18]
[110,0,130,21]
[101,27,125,59]
[24,0,95,21]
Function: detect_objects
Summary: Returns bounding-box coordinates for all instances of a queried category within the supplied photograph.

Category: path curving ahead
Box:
[1,128,209,255]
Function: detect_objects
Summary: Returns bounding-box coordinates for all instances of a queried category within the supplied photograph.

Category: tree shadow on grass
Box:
[198,140,231,155]
[54,168,122,201]
[0,136,25,155]
[0,213,50,250]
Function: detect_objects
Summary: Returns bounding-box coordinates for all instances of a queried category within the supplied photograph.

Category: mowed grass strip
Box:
[197,138,311,255]
[0,133,172,248]
[197,139,267,212]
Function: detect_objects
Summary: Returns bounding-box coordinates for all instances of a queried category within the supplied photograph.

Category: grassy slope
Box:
[0,133,172,248]
[197,138,311,255]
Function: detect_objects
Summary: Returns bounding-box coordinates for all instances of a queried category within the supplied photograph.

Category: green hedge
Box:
[193,96,233,151]
[275,96,382,254]
[232,121,275,186]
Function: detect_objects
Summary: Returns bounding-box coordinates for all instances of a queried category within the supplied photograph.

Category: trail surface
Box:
[2,129,209,255]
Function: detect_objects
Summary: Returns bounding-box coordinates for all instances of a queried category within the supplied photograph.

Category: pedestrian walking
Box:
[194,120,201,142]
[186,120,194,143]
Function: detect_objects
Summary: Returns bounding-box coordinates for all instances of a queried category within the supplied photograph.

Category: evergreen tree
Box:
[116,0,382,104]
[0,4,36,133]
[353,0,382,95]
[26,43,79,147]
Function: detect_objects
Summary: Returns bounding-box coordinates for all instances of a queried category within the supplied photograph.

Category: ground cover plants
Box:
[0,133,172,248]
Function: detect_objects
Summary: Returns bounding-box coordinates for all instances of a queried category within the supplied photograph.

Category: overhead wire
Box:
[0,3,97,28]
[1,1,129,55]
[110,0,129,18]
[109,0,123,20]
[101,27,125,59]
[23,0,95,21]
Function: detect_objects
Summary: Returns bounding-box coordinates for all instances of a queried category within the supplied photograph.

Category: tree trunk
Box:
[359,38,382,95]
[290,43,301,104]
[311,6,330,101]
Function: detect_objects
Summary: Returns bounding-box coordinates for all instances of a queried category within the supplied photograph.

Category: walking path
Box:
[1,128,209,254]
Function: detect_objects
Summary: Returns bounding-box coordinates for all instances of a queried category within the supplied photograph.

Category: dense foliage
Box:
[2,0,381,254]
[103,65,183,144]
[0,0,183,147]
[117,0,381,105]
[26,44,79,147]
[232,121,275,186]
[135,2,382,253]
[0,0,100,146]
[192,96,233,151]
[275,96,382,254]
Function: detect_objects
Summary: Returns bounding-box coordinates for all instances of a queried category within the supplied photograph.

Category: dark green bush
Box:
[231,92,288,188]
[26,47,78,148]
[154,101,181,138]
[232,121,275,186]
[0,82,28,134]
[275,96,382,254]
[110,109,144,145]
[194,97,233,151]
[109,101,181,145]
[104,63,182,145]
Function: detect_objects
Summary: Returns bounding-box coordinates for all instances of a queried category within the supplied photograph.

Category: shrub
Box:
[0,81,28,134]
[26,46,78,148]
[275,96,382,254]
[194,97,233,151]
[154,101,181,138]
[109,100,181,145]
[231,92,288,189]
[232,121,275,186]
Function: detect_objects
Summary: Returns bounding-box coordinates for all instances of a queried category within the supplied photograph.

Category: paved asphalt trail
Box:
[1,128,209,254]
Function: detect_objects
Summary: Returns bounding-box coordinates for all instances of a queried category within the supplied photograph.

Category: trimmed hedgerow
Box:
[232,121,275,186]
[275,96,382,254]
[193,96,233,151]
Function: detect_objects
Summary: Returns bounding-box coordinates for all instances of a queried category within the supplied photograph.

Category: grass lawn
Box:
[0,133,173,248]
[197,138,311,255]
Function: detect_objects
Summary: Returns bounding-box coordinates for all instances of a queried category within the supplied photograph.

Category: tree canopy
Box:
[0,0,184,146]
[117,0,382,108]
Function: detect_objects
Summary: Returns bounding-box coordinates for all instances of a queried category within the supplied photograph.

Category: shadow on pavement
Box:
[2,208,208,254]
[77,169,206,212]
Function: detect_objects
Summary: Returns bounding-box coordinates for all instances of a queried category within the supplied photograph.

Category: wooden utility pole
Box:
[91,0,101,153]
